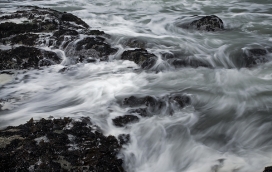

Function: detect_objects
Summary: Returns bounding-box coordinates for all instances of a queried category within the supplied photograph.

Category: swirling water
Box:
[1,0,272,171]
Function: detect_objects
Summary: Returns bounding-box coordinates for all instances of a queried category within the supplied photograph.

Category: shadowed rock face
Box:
[0,117,124,172]
[190,15,224,31]
[121,49,157,69]
[0,46,61,70]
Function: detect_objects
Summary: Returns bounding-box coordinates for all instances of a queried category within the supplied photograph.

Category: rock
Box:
[0,6,117,67]
[264,166,272,172]
[112,115,140,127]
[177,15,224,32]
[0,46,61,70]
[121,49,157,69]
[123,95,157,107]
[0,22,40,38]
[61,12,89,28]
[190,15,224,31]
[243,48,268,67]
[118,134,130,145]
[123,94,191,117]
[170,95,191,108]
[67,37,117,61]
[0,117,124,171]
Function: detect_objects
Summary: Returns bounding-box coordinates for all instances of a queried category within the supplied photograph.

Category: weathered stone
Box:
[0,22,39,38]
[66,37,117,61]
[121,49,157,69]
[0,46,61,70]
[112,115,140,127]
[190,15,224,31]
[10,33,39,46]
[0,117,124,171]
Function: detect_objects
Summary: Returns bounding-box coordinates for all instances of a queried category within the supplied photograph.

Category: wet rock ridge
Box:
[176,15,224,32]
[0,6,117,70]
[0,117,124,171]
[112,94,191,127]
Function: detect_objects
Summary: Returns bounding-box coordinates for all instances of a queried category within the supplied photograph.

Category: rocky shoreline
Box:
[0,117,124,171]
[0,6,271,172]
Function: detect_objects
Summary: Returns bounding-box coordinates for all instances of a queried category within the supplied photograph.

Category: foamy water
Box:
[1,0,272,171]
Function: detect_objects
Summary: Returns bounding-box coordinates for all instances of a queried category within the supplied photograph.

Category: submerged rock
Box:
[121,49,157,69]
[0,46,61,70]
[242,48,269,67]
[0,117,124,171]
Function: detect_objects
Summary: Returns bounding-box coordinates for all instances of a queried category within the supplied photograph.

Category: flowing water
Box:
[1,0,272,171]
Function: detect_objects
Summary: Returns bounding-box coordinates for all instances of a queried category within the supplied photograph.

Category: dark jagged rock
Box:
[190,15,224,31]
[177,15,224,32]
[264,166,272,172]
[10,33,39,46]
[0,6,118,67]
[0,22,39,38]
[61,12,89,28]
[112,115,140,127]
[243,48,268,67]
[0,6,89,37]
[0,46,61,70]
[0,117,124,171]
[121,49,157,69]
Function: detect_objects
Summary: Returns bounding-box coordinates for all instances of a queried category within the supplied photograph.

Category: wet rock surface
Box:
[0,117,124,171]
[112,115,140,127]
[0,6,117,69]
[67,36,118,61]
[121,49,157,69]
[177,15,224,32]
[123,94,191,118]
[189,15,224,31]
[0,46,61,70]
[264,166,272,172]
[242,48,269,67]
